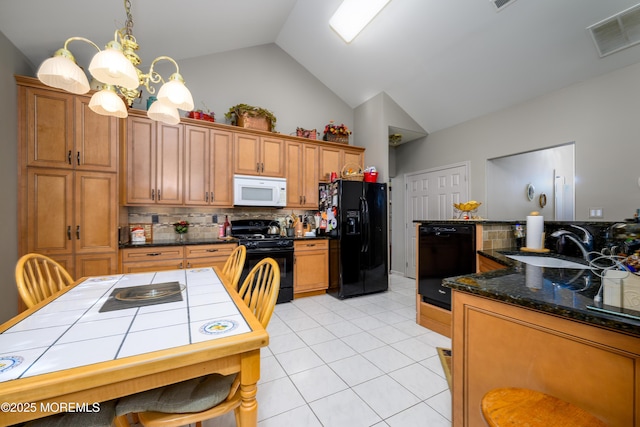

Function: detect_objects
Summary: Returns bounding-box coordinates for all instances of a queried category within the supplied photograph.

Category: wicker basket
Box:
[237,113,271,132]
[341,163,364,181]
[324,133,349,144]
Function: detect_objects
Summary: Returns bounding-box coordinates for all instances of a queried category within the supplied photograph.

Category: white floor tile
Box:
[340,331,386,353]
[259,355,287,383]
[361,345,415,373]
[251,273,452,427]
[385,402,451,427]
[258,405,323,427]
[275,347,324,375]
[289,364,349,402]
[352,375,421,419]
[388,363,449,400]
[256,376,306,421]
[329,354,385,387]
[309,388,382,427]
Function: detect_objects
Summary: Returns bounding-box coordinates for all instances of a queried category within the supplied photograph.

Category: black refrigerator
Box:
[319,180,388,298]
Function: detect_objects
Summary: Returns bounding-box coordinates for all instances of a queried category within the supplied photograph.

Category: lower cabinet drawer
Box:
[121,247,185,262]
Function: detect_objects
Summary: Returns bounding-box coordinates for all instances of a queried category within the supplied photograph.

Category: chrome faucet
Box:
[550,227,593,261]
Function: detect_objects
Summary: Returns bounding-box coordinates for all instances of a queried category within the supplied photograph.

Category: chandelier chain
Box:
[124,0,134,37]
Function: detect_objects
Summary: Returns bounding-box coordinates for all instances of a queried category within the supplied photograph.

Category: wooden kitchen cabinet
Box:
[294,239,329,296]
[24,169,118,278]
[184,125,233,206]
[18,76,120,282]
[120,243,237,273]
[233,133,285,177]
[286,141,319,208]
[477,253,508,272]
[319,144,365,182]
[120,246,185,273]
[452,290,640,427]
[19,82,117,172]
[184,243,237,269]
[123,113,183,205]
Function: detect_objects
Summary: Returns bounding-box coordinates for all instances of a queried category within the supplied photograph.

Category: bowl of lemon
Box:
[453,201,481,219]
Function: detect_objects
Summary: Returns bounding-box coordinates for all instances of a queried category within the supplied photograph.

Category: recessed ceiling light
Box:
[329,0,391,43]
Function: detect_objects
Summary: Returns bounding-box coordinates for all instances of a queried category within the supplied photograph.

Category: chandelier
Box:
[36,0,193,125]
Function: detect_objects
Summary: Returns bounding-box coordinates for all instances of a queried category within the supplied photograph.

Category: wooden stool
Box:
[481,388,607,427]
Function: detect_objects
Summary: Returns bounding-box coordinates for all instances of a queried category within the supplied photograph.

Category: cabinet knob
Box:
[76,225,80,240]
[68,150,72,165]
[146,253,161,257]
[151,189,155,200]
[157,190,161,200]
[67,226,71,240]
[77,151,80,166]
[206,249,219,252]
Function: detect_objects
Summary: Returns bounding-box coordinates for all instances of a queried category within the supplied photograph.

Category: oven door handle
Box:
[245,247,294,255]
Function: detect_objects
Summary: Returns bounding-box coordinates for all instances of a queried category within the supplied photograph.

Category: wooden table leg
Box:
[237,350,261,427]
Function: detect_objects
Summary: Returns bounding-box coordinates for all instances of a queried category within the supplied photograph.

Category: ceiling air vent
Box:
[491,0,517,12]
[588,3,640,57]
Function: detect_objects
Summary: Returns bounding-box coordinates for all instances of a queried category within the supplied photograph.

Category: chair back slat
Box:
[221,245,246,289]
[237,258,280,328]
[16,254,74,309]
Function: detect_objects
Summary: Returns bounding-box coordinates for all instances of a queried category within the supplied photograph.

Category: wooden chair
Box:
[115,258,280,427]
[482,388,607,427]
[221,245,246,289]
[15,253,74,309]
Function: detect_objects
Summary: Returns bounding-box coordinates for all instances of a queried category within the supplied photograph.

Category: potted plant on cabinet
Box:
[225,103,277,132]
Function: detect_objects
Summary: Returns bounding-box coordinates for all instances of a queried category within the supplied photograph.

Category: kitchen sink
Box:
[505,255,590,269]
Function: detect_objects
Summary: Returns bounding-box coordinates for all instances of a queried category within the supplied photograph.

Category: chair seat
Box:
[481,388,607,427]
[24,400,116,427]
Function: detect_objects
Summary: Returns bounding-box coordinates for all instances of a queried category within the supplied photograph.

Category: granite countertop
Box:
[120,236,329,248]
[443,249,640,337]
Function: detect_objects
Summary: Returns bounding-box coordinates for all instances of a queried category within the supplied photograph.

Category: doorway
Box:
[404,162,469,278]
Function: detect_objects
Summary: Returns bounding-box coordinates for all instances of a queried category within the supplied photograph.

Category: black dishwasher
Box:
[418,224,476,310]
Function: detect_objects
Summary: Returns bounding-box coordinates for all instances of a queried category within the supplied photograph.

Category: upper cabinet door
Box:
[74,97,118,172]
[233,133,261,175]
[24,87,74,169]
[125,116,157,205]
[155,122,184,205]
[184,125,210,206]
[209,129,233,206]
[261,136,285,177]
[233,133,285,177]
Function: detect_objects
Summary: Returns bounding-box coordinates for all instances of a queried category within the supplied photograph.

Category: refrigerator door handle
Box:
[359,197,366,252]
[362,196,370,253]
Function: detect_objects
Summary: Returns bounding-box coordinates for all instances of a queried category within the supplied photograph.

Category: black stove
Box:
[231,219,293,303]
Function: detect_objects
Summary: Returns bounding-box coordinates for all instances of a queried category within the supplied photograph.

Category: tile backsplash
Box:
[482,224,517,250]
[126,207,315,241]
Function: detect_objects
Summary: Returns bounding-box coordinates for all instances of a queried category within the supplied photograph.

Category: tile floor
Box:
[202,272,452,427]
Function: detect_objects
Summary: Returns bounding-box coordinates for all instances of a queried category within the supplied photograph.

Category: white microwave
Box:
[233,175,287,207]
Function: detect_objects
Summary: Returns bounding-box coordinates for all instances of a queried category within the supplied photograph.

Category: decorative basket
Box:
[324,133,349,144]
[237,113,271,132]
[341,163,364,181]
[296,128,317,139]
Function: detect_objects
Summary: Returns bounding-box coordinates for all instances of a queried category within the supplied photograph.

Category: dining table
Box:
[0,267,269,426]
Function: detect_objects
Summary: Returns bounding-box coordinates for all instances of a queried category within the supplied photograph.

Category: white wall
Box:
[393,60,640,275]
[0,31,33,323]
[487,144,575,220]
[152,43,354,139]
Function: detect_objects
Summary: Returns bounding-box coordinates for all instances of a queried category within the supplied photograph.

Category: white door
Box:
[404,163,469,278]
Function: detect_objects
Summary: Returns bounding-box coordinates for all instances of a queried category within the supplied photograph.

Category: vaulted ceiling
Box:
[3,0,640,133]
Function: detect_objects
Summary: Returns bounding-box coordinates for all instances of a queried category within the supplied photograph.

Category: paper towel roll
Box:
[525,263,543,289]
[526,214,544,249]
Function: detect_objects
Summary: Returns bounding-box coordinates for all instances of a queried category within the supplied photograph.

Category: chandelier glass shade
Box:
[36,0,194,124]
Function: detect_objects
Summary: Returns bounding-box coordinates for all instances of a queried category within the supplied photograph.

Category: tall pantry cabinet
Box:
[17,76,119,284]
